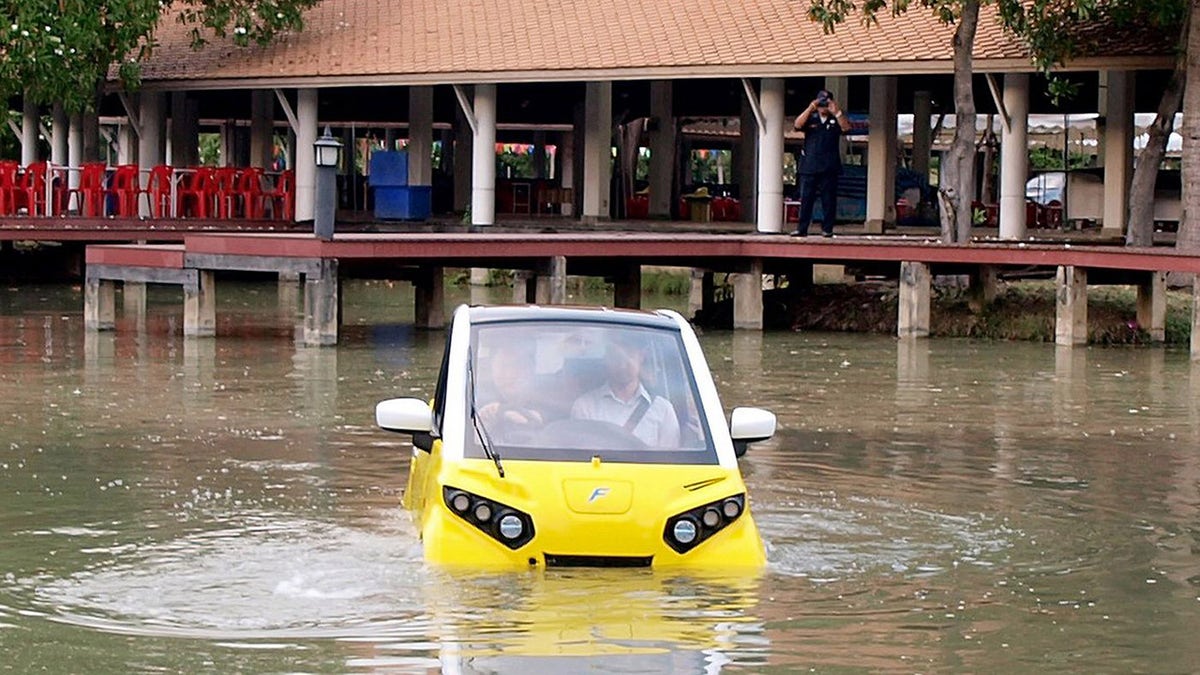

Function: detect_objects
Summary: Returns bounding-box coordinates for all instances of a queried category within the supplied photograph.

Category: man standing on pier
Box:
[791,90,852,237]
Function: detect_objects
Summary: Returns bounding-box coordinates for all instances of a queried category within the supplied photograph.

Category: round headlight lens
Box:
[672,518,698,545]
[702,508,721,528]
[721,498,742,520]
[473,502,493,522]
[498,514,524,540]
[450,492,471,513]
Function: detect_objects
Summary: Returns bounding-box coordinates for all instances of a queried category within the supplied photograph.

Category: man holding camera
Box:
[791,89,852,237]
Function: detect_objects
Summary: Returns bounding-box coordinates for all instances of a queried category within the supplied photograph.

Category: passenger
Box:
[477,344,544,441]
[570,333,680,448]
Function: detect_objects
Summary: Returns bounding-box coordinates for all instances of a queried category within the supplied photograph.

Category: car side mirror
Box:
[376,398,435,449]
[730,407,776,458]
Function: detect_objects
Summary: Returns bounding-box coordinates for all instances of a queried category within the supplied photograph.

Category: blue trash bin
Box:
[370,151,431,220]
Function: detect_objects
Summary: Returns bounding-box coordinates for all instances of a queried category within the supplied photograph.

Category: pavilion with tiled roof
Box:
[12,0,1175,237]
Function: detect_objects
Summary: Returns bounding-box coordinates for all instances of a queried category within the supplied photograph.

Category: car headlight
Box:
[443,486,535,549]
[663,494,747,554]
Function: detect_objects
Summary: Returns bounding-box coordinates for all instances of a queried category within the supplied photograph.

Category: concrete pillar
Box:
[122,281,147,317]
[898,261,931,338]
[688,269,706,318]
[453,104,472,213]
[295,89,318,222]
[138,91,164,170]
[1192,277,1200,361]
[1136,271,1167,342]
[84,278,116,331]
[21,97,39,165]
[866,76,898,234]
[250,90,274,169]
[732,259,764,330]
[582,81,612,222]
[912,91,932,182]
[559,130,575,215]
[117,123,137,166]
[1055,265,1087,346]
[68,114,83,209]
[737,97,757,224]
[612,264,642,309]
[535,256,567,305]
[648,81,674,218]
[472,84,497,227]
[51,104,69,167]
[1101,71,1134,236]
[409,86,434,186]
[414,266,446,329]
[278,271,301,318]
[513,270,536,304]
[756,78,785,234]
[184,270,217,337]
[999,73,1030,240]
[303,259,339,346]
[968,265,999,313]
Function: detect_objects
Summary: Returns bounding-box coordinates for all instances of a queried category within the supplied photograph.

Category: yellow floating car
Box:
[376,305,776,568]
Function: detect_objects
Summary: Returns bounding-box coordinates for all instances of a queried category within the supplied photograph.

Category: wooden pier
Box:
[81,231,1200,357]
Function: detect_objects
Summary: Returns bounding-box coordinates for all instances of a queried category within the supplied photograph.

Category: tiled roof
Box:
[136,0,1170,86]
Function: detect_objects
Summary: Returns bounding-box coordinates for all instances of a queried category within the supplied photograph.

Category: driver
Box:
[570,332,680,448]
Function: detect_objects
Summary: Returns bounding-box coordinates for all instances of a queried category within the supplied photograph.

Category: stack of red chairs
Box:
[235,168,265,219]
[211,167,240,218]
[12,161,49,216]
[261,170,294,221]
[104,164,140,216]
[177,167,216,218]
[68,163,108,216]
[0,161,18,215]
[137,165,174,218]
[625,194,649,219]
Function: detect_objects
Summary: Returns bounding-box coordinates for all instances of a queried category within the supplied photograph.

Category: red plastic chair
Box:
[235,167,266,219]
[0,161,18,216]
[177,167,217,218]
[261,170,294,221]
[12,162,49,217]
[212,167,240,218]
[137,165,174,218]
[104,164,140,216]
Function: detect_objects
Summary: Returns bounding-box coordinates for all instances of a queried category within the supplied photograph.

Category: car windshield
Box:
[464,320,717,465]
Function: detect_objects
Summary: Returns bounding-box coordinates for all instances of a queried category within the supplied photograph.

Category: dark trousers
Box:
[796,170,839,235]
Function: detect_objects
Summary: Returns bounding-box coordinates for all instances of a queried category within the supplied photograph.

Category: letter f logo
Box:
[588,487,610,503]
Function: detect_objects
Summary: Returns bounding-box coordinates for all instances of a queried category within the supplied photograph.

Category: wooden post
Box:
[184,270,216,337]
[1055,265,1087,346]
[303,259,338,346]
[732,259,763,330]
[898,261,931,338]
[414,266,446,329]
[84,278,116,332]
[1136,271,1166,342]
[612,264,642,309]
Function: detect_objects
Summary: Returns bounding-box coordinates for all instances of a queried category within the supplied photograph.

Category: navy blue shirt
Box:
[798,112,844,175]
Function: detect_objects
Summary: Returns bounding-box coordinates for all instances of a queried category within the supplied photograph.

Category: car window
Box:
[464,320,716,465]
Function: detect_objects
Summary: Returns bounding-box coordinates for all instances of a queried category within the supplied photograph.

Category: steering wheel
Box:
[536,418,647,451]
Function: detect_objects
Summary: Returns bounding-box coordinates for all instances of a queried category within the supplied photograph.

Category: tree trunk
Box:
[1178,0,1200,251]
[1127,15,1188,247]
[940,0,980,243]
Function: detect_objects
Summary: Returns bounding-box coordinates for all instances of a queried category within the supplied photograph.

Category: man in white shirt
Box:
[570,334,680,449]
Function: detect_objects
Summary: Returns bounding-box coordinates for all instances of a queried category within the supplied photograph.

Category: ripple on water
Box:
[26,514,429,641]
[758,494,1013,581]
